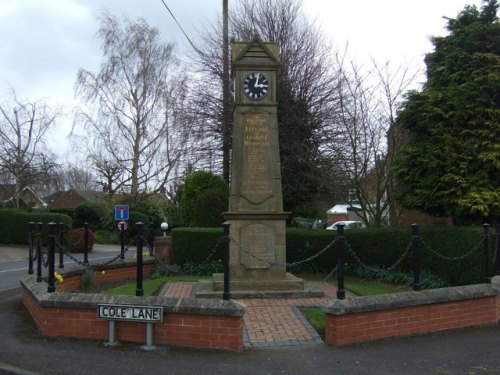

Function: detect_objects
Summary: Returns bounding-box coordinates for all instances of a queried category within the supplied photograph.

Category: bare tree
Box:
[75,13,193,198]
[0,89,58,207]
[323,55,418,226]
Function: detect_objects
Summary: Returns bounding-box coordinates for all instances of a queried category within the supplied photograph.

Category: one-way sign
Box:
[114,205,129,220]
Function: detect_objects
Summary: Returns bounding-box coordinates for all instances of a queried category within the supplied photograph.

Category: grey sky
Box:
[0,0,483,155]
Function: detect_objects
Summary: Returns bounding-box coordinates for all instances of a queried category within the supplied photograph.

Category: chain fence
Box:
[26,221,500,298]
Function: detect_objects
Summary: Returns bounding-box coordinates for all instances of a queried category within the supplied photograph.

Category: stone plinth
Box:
[154,236,173,265]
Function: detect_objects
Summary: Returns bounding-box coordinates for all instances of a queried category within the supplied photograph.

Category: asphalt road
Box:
[0,245,134,293]
[1,288,500,374]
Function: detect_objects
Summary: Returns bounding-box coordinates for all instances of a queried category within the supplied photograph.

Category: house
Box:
[326,204,363,225]
[0,184,45,209]
[47,188,107,210]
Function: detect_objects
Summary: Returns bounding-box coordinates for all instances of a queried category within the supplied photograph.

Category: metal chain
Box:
[345,239,412,273]
[230,237,336,268]
[420,236,484,261]
[321,264,339,282]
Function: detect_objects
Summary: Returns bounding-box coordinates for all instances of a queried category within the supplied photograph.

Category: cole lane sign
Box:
[97,304,163,323]
[114,205,129,220]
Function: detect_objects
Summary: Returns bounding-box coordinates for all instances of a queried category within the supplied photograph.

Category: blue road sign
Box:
[114,205,129,220]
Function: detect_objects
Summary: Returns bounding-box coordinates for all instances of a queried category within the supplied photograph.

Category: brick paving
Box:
[163,281,343,347]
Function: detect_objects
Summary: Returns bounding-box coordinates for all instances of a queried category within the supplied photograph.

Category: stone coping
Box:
[324,276,500,315]
[21,275,246,317]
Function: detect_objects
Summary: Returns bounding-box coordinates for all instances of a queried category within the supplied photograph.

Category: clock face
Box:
[243,72,269,100]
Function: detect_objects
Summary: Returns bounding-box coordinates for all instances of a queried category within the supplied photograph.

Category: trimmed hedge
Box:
[172,227,224,265]
[0,209,72,245]
[171,226,496,286]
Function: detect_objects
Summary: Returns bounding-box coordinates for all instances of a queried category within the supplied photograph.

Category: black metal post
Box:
[136,222,144,297]
[28,222,35,275]
[336,224,346,300]
[149,219,154,256]
[58,222,64,269]
[496,224,500,275]
[47,223,56,293]
[36,222,43,282]
[120,222,125,260]
[222,222,231,301]
[412,224,421,291]
[484,223,490,283]
[83,222,89,265]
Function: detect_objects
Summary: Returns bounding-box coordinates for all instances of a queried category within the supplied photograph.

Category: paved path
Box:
[162,282,342,347]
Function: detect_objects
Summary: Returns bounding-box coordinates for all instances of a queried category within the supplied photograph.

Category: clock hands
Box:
[253,73,268,89]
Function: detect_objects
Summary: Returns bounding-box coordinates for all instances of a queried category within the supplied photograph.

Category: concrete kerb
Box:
[0,243,120,262]
[323,277,500,315]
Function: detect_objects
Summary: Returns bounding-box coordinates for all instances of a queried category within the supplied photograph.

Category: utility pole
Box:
[222,0,231,185]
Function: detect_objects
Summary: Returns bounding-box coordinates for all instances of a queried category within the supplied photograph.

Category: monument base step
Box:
[194,273,324,299]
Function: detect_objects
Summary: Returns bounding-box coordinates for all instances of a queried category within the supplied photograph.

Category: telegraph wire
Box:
[159,0,203,55]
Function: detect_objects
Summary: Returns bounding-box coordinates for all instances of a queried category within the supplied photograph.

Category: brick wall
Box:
[324,278,500,346]
[57,262,155,292]
[21,266,245,352]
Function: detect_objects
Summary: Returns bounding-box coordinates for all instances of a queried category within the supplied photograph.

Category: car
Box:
[326,220,366,230]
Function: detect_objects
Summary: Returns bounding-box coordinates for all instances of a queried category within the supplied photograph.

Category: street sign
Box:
[114,205,129,220]
[117,220,128,231]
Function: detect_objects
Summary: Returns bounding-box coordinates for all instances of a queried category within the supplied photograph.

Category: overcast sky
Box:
[0,0,484,156]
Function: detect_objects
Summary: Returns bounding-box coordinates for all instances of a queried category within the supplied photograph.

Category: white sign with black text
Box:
[97,304,163,323]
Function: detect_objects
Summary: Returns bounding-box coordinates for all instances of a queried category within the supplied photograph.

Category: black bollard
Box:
[496,224,500,275]
[222,222,231,301]
[28,222,35,275]
[136,222,144,297]
[149,220,155,256]
[47,223,56,293]
[83,222,89,265]
[484,224,490,284]
[36,222,43,282]
[58,222,64,269]
[412,224,421,291]
[120,222,126,260]
[336,224,346,300]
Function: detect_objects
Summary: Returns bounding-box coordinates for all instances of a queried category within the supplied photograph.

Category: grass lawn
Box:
[298,276,406,336]
[100,275,210,296]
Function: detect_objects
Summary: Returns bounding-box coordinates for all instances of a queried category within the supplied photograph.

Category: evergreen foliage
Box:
[178,171,229,227]
[393,1,500,221]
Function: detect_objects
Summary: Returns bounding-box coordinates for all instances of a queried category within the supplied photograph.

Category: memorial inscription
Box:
[241,112,273,204]
[240,224,275,269]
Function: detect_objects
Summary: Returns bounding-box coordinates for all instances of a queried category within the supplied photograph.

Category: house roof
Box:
[0,184,45,206]
[0,184,16,201]
[327,204,362,214]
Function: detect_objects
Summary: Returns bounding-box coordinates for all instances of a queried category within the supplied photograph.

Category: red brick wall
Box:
[22,290,243,351]
[57,263,155,292]
[22,264,244,352]
[325,296,497,346]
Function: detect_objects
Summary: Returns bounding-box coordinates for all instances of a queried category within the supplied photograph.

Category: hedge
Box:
[0,209,72,245]
[171,226,497,286]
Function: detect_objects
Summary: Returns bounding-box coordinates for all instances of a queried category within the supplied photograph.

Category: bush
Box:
[67,227,95,252]
[170,225,494,286]
[172,227,224,265]
[179,171,229,227]
[0,209,72,245]
[73,201,109,228]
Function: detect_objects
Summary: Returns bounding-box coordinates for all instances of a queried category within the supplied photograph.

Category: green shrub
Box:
[73,201,109,228]
[0,209,72,245]
[172,227,224,265]
[192,189,228,227]
[179,171,229,227]
[170,226,494,286]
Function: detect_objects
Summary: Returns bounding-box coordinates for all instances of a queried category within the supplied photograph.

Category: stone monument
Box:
[197,36,321,298]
